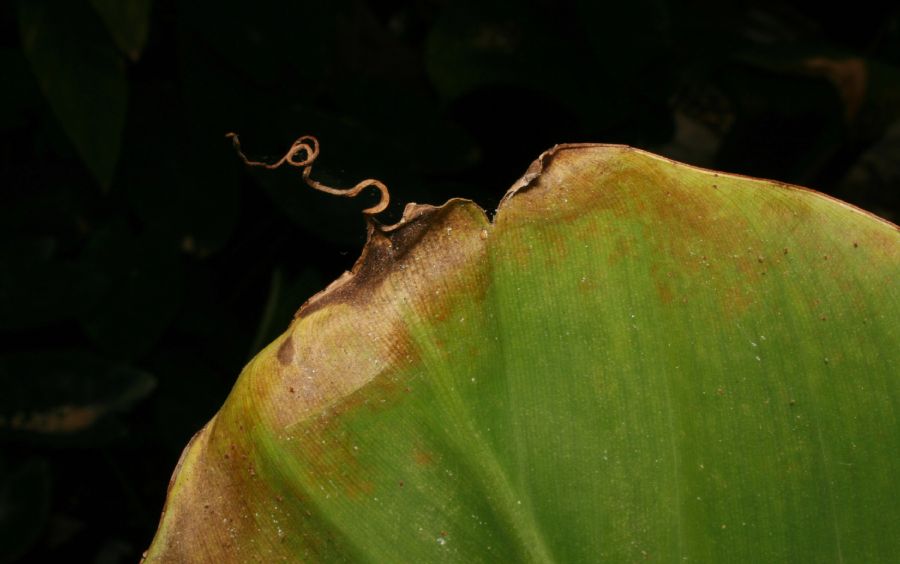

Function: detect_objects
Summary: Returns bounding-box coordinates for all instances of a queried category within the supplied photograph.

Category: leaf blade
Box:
[145,145,899,562]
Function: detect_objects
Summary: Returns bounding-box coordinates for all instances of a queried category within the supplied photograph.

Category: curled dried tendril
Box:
[226,133,390,216]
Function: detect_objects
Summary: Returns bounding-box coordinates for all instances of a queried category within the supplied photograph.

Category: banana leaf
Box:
[145,144,899,562]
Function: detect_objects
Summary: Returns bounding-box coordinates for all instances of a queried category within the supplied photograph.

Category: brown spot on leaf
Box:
[656,281,674,305]
[277,335,294,365]
[414,450,434,466]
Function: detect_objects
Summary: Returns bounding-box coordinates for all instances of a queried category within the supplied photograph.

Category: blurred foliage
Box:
[18,0,127,190]
[1,0,898,561]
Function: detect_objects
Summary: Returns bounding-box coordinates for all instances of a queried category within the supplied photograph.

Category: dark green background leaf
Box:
[18,0,127,189]
[89,0,152,62]
[0,349,155,442]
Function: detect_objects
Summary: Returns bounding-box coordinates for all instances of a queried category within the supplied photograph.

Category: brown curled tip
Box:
[226,132,389,215]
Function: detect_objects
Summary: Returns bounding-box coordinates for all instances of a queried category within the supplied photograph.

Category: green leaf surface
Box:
[19,0,127,189]
[145,145,899,562]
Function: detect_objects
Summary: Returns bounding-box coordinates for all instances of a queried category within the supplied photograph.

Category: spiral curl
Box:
[226,133,389,216]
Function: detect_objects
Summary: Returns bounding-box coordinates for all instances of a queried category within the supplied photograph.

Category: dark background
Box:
[1,0,898,562]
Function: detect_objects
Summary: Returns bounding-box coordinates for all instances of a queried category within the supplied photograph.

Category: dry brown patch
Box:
[276,335,294,365]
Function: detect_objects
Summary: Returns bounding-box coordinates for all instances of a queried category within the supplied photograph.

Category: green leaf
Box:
[19,0,128,189]
[89,0,152,62]
[145,146,899,562]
